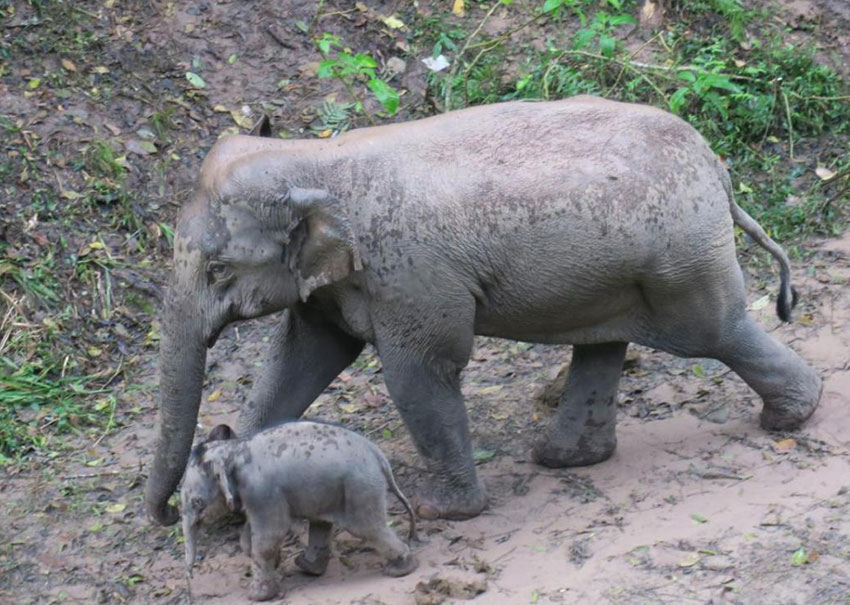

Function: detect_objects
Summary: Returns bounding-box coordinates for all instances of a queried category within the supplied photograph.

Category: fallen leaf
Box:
[748,294,770,311]
[679,552,702,567]
[207,390,222,402]
[691,513,708,524]
[61,190,84,200]
[338,402,358,413]
[104,502,126,514]
[791,547,808,566]
[125,139,157,155]
[93,65,109,74]
[318,129,332,138]
[692,364,706,378]
[452,0,465,16]
[473,449,496,463]
[212,104,229,112]
[27,78,41,89]
[230,110,253,129]
[87,346,102,357]
[815,166,836,181]
[477,385,503,395]
[773,438,796,453]
[61,59,77,72]
[381,15,405,29]
[185,71,206,88]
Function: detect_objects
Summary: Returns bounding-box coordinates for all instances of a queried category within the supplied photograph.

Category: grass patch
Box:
[417,0,850,241]
[0,291,118,465]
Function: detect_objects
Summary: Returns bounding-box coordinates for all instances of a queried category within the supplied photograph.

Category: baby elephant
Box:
[181,422,418,601]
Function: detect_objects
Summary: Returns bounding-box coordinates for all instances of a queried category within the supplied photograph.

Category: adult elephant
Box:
[145,96,821,525]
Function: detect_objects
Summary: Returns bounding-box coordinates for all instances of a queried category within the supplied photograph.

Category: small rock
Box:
[386,57,407,77]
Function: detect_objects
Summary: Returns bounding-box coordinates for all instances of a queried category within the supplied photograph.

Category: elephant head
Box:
[145,134,362,525]
[181,424,238,573]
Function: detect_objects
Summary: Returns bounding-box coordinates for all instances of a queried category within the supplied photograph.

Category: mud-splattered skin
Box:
[147,96,822,526]
[180,423,418,602]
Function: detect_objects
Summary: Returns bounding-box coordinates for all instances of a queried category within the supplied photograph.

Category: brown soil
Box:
[2,1,849,604]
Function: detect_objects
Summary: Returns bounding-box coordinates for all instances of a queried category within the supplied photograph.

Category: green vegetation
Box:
[419,0,850,242]
[315,33,401,122]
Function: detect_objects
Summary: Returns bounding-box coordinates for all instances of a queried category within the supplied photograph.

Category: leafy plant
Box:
[315,33,400,122]
[420,0,850,241]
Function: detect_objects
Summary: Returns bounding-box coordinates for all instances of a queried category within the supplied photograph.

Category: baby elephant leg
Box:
[369,526,418,577]
[240,521,251,556]
[295,521,333,576]
[248,522,287,602]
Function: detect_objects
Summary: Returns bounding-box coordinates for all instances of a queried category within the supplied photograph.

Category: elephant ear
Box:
[287,186,363,302]
[211,456,241,513]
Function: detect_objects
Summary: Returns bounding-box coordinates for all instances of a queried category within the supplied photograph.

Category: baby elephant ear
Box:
[207,424,236,442]
[212,458,241,513]
[288,187,363,302]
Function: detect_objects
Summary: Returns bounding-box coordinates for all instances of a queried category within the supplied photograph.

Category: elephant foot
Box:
[532,427,616,468]
[759,379,823,431]
[294,550,330,576]
[384,553,418,577]
[415,479,488,521]
[248,577,280,602]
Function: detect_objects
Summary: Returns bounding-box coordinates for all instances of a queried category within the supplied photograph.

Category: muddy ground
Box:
[2,1,850,604]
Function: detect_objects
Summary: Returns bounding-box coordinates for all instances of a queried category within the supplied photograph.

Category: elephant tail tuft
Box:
[728,197,797,322]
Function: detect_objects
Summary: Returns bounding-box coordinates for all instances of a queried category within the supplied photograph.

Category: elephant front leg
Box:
[294,520,332,576]
[240,307,364,436]
[533,342,628,468]
[380,347,486,521]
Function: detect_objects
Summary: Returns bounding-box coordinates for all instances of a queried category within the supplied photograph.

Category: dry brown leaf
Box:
[61,59,77,72]
[815,166,836,181]
[773,438,796,453]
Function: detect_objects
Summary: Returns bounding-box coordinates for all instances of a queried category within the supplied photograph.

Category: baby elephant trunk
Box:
[183,513,198,576]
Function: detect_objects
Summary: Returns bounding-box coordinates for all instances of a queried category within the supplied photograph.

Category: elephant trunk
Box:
[183,512,199,575]
[145,302,208,525]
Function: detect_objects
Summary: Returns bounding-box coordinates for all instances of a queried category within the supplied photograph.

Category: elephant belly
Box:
[472,282,649,345]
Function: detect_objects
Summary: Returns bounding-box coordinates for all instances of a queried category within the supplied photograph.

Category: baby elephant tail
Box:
[729,199,797,322]
[378,453,418,543]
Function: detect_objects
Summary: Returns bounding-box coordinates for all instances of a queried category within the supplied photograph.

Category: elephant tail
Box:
[729,199,797,322]
[376,451,418,543]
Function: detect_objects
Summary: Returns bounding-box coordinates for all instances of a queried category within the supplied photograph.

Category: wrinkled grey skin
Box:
[148,96,822,525]
[181,422,418,602]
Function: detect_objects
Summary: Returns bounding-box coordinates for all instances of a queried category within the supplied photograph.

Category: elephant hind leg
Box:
[294,520,333,576]
[708,316,821,430]
[532,342,627,468]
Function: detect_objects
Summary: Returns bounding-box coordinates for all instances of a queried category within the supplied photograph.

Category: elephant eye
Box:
[192,497,205,511]
[206,262,230,281]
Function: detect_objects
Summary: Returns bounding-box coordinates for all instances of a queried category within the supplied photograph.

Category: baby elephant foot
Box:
[760,378,823,431]
[415,478,488,521]
[248,577,280,602]
[532,426,616,468]
[294,549,330,576]
[384,552,418,577]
